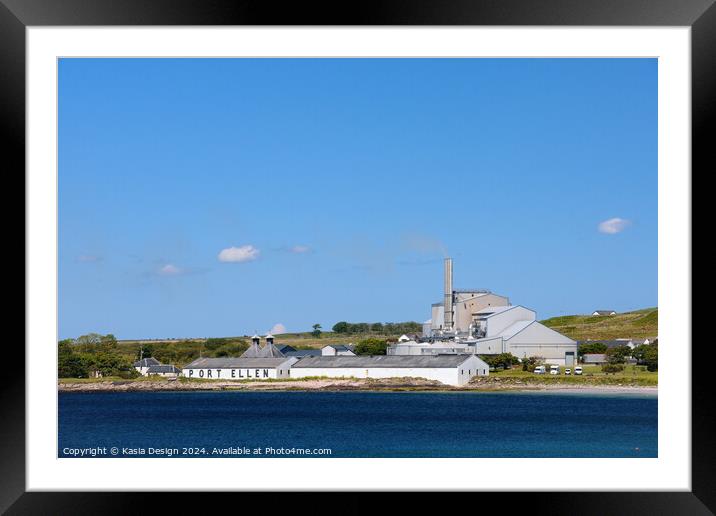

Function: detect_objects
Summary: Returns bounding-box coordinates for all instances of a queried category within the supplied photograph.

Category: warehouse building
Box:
[182,357,298,380]
[289,355,489,386]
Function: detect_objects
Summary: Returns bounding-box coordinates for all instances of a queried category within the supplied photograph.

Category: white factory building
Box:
[289,355,489,386]
[417,258,577,366]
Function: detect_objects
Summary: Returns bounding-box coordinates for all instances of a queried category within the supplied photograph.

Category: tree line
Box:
[331,321,422,335]
[58,333,137,378]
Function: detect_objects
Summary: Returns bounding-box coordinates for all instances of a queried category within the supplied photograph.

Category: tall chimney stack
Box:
[444,257,453,331]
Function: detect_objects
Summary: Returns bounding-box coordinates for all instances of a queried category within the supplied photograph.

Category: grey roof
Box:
[274,344,296,352]
[578,340,632,348]
[146,365,180,373]
[285,349,321,357]
[292,355,479,369]
[134,357,161,367]
[257,343,286,358]
[240,342,263,358]
[183,357,292,369]
[324,344,354,352]
[582,354,607,363]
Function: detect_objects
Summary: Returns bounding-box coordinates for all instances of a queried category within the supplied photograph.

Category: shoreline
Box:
[58,378,657,395]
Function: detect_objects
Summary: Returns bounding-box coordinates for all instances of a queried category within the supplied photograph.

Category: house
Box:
[321,344,356,356]
[133,357,161,375]
[581,354,608,365]
[146,365,181,377]
[592,310,617,316]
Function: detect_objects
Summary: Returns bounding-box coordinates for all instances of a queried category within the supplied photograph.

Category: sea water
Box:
[58,390,657,458]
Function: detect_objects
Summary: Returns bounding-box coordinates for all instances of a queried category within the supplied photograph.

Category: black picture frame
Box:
[4,0,709,512]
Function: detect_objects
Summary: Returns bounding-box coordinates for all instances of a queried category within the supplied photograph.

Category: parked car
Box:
[565,368,571,375]
[574,366,583,375]
[533,365,546,374]
[550,365,559,375]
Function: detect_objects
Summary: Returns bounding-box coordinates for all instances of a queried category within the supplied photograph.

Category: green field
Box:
[540,307,658,341]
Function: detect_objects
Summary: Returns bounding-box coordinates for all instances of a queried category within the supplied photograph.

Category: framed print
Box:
[4,0,711,512]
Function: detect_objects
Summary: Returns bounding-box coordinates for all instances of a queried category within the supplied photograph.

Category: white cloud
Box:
[158,264,183,276]
[290,245,310,254]
[218,245,260,263]
[598,218,631,234]
[270,323,286,334]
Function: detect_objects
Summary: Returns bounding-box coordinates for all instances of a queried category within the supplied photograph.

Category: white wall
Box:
[182,367,291,380]
[473,336,504,354]
[292,357,489,386]
[505,321,577,364]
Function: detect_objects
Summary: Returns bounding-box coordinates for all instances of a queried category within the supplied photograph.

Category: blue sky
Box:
[59,58,657,339]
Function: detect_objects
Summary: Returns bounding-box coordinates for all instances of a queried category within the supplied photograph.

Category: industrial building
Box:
[177,333,491,386]
[288,355,489,386]
[415,258,578,366]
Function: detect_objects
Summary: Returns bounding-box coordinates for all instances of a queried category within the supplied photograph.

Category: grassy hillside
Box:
[540,308,658,341]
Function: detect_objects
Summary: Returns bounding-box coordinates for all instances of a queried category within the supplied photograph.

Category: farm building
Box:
[289,355,489,386]
[592,310,617,316]
[182,357,298,380]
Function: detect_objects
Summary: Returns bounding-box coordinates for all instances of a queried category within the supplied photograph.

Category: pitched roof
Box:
[592,310,616,315]
[146,365,180,373]
[257,343,286,358]
[498,320,534,339]
[240,342,263,358]
[578,340,633,348]
[324,344,354,352]
[273,344,296,352]
[284,349,321,357]
[133,357,161,367]
[292,355,481,369]
[183,357,293,369]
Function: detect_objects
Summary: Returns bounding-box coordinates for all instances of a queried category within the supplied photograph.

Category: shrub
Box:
[355,338,388,355]
[602,363,624,374]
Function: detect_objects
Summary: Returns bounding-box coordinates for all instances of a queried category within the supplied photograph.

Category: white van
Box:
[550,365,560,375]
[574,366,583,375]
[533,365,546,374]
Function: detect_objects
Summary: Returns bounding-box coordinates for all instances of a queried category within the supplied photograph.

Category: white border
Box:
[27,27,691,491]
